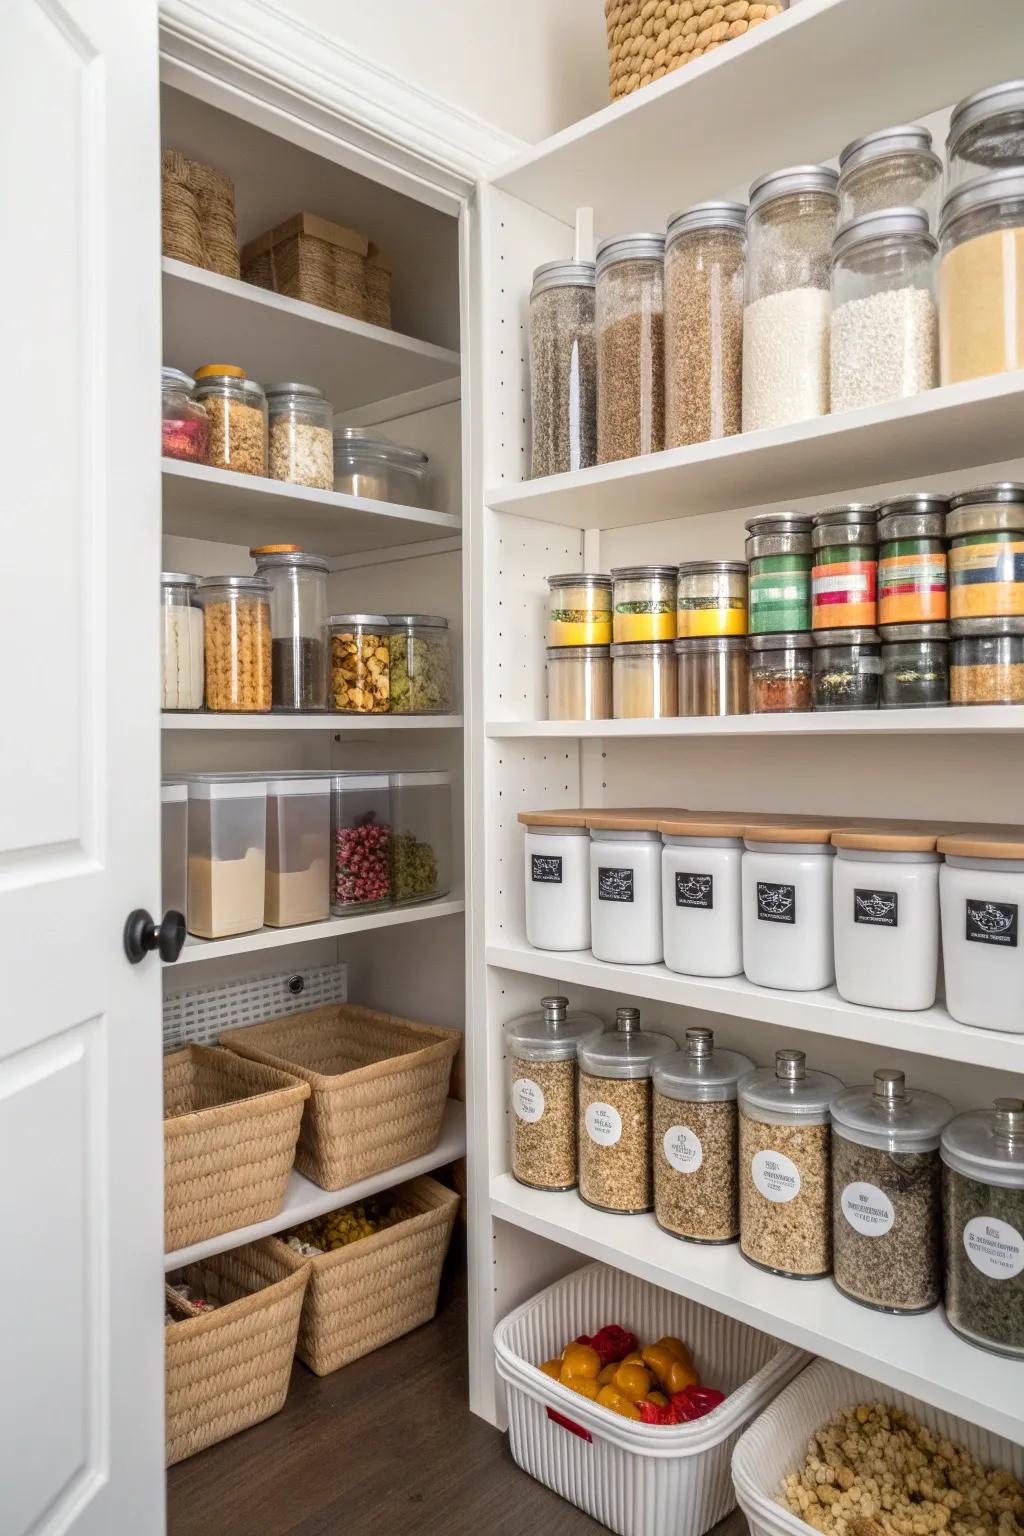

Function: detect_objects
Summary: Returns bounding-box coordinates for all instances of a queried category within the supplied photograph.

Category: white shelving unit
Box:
[178,893,466,965]
[162,712,463,731]
[486,707,1024,739]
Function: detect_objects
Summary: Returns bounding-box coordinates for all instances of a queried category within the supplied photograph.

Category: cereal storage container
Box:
[390,770,452,905]
[520,809,591,952]
[660,813,745,979]
[742,821,836,991]
[595,234,665,463]
[195,576,272,713]
[186,775,268,939]
[193,364,267,476]
[832,827,941,1010]
[664,201,745,447]
[160,572,204,711]
[577,1008,675,1214]
[330,771,392,914]
[877,492,949,625]
[812,628,881,711]
[589,816,664,965]
[161,366,209,463]
[939,169,1024,384]
[611,642,677,719]
[950,617,1024,704]
[947,483,1024,620]
[265,382,333,489]
[653,1027,753,1244]
[880,622,949,707]
[831,1069,951,1315]
[161,781,188,921]
[253,550,329,712]
[332,427,429,506]
[547,573,613,647]
[748,633,813,714]
[837,124,942,228]
[676,560,748,638]
[946,80,1024,192]
[547,645,612,721]
[529,261,597,477]
[611,565,677,642]
[263,774,330,928]
[505,996,603,1192]
[329,614,390,713]
[941,1098,1024,1357]
[386,614,453,714]
[738,1050,843,1279]
[676,637,748,716]
[939,832,1024,1032]
[745,514,813,634]
[811,504,879,630]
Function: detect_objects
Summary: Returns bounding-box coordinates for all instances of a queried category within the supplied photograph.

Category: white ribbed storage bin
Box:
[494,1262,809,1536]
[732,1357,1024,1536]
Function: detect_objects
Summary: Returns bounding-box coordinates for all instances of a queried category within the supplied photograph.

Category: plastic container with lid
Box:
[811,504,879,630]
[520,809,591,953]
[330,771,392,914]
[186,775,268,939]
[505,996,604,1192]
[831,1069,952,1315]
[265,382,333,489]
[745,514,813,634]
[332,427,430,507]
[595,234,665,463]
[160,572,204,711]
[749,633,813,714]
[329,614,391,714]
[838,125,942,228]
[547,573,613,647]
[941,1098,1024,1357]
[577,1007,676,1215]
[589,812,664,965]
[253,550,329,712]
[877,492,949,625]
[161,781,188,921]
[812,628,881,711]
[738,1050,844,1279]
[939,832,1024,1032]
[390,770,452,905]
[743,165,839,432]
[676,560,748,638]
[832,827,941,1011]
[161,366,209,463]
[192,364,267,476]
[676,636,748,716]
[611,641,677,719]
[950,616,1024,705]
[946,81,1024,192]
[386,613,453,714]
[939,169,1024,385]
[611,565,677,643]
[653,1027,754,1244]
[880,622,949,708]
[263,773,330,927]
[947,483,1024,621]
[664,201,746,447]
[529,261,597,478]
[660,813,745,979]
[195,576,272,713]
[547,645,612,721]
[742,821,836,992]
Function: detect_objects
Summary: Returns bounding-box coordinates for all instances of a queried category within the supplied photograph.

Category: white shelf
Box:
[165,1100,465,1271]
[162,259,460,412]
[485,941,1024,1073]
[486,708,1024,739]
[178,893,466,965]
[162,712,463,731]
[490,1174,1023,1445]
[162,460,460,558]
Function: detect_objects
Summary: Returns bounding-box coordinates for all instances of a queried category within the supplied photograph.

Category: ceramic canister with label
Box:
[941,1098,1024,1357]
[741,820,837,991]
[505,995,604,1191]
[938,832,1024,1032]
[589,811,665,964]
[577,1007,676,1214]
[520,808,591,951]
[832,827,941,1010]
[660,813,745,978]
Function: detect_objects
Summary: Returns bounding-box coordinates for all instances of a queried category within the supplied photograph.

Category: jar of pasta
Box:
[195,576,272,712]
[811,504,879,630]
[578,1007,675,1215]
[745,513,813,634]
[547,573,613,646]
[877,493,949,625]
[653,1028,753,1244]
[676,560,748,638]
[611,565,677,642]
[506,996,603,1192]
[947,484,1024,621]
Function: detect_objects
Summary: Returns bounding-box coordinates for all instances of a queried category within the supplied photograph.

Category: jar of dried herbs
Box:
[529,261,597,478]
[745,514,813,634]
[749,633,813,713]
[738,1050,843,1279]
[812,628,881,711]
[578,1007,675,1214]
[386,614,453,713]
[941,1098,1024,1357]
[653,1028,753,1244]
[595,234,665,463]
[830,1069,951,1315]
[505,996,603,1192]
[880,623,949,708]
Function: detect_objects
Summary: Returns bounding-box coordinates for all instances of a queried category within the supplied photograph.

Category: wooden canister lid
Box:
[743,819,836,844]
[832,826,939,852]
[658,811,750,838]
[938,831,1024,860]
[586,807,689,832]
[517,808,591,828]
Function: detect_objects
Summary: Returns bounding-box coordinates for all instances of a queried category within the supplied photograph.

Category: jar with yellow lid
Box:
[947,484,1024,620]
[611,565,676,642]
[677,560,748,638]
[193,364,267,477]
[547,573,612,646]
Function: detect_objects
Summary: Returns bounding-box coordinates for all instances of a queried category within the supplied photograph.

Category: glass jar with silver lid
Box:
[664,201,746,447]
[332,426,430,507]
[529,261,597,478]
[939,170,1024,386]
[386,613,453,713]
[265,382,334,489]
[745,513,813,634]
[946,80,1024,192]
[838,125,942,228]
[160,572,204,711]
[941,1097,1024,1357]
[595,233,665,463]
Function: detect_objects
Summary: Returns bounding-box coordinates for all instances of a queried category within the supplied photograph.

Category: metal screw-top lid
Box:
[384,613,450,629]
[994,1097,1024,1144]
[831,1069,951,1151]
[195,575,271,594]
[652,1028,754,1104]
[777,1050,805,1082]
[749,632,814,652]
[162,366,194,391]
[939,168,1024,239]
[329,613,391,627]
[813,627,880,647]
[812,504,880,549]
[254,551,329,573]
[739,1050,844,1124]
[744,513,813,536]
[947,80,1024,154]
[530,260,596,298]
[877,493,950,542]
[879,622,949,642]
[161,571,199,588]
[611,564,679,582]
[542,996,569,1023]
[686,1027,712,1058]
[617,1007,640,1034]
[504,996,604,1063]
[577,1009,676,1080]
[748,164,838,216]
[874,1067,906,1103]
[832,206,936,264]
[951,615,1024,638]
[666,200,746,244]
[263,381,326,400]
[941,1098,1024,1188]
[839,124,939,175]
[546,644,611,661]
[548,572,613,591]
[595,233,666,274]
[678,560,748,577]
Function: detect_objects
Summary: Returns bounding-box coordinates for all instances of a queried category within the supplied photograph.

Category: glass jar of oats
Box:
[578,1008,675,1215]
[505,996,604,1193]
[653,1028,753,1245]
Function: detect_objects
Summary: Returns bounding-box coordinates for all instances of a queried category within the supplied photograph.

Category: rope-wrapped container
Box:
[241,213,370,321]
[605,0,787,100]
[161,149,240,276]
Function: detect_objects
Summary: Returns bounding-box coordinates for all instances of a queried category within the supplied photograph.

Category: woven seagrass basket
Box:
[241,212,370,321]
[605,0,787,100]
[160,149,240,276]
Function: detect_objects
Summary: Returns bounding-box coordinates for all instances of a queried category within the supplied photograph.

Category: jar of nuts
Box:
[577,1007,675,1215]
[195,576,272,713]
[192,364,268,477]
[653,1028,753,1245]
[505,996,604,1192]
[329,614,391,713]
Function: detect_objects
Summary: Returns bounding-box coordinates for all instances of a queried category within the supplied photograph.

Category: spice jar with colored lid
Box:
[832,826,941,1011]
[941,1098,1024,1357]
[812,627,881,711]
[520,809,591,953]
[749,633,813,713]
[161,367,209,463]
[877,492,949,624]
[811,504,879,629]
[676,560,748,638]
[547,573,613,646]
[577,1007,676,1215]
[950,616,1024,705]
[505,995,604,1193]
[947,483,1024,620]
[611,565,677,642]
[745,513,813,634]
[938,832,1024,1033]
[880,622,949,708]
[330,771,392,914]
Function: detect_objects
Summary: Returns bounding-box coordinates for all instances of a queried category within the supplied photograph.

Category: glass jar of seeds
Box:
[946,81,1024,193]
[612,565,677,643]
[528,261,597,478]
[950,618,1024,705]
[577,1007,675,1214]
[739,1050,843,1279]
[652,1028,753,1244]
[880,623,949,708]
[664,201,746,447]
[505,996,604,1192]
[745,513,813,634]
[595,234,665,463]
[838,125,942,228]
[812,628,881,711]
[265,382,334,489]
[830,1069,952,1314]
[941,1098,1024,1357]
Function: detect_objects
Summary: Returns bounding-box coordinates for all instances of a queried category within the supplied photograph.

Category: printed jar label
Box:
[531,854,562,884]
[854,888,898,927]
[756,880,796,924]
[585,1101,622,1147]
[512,1078,545,1123]
[675,872,714,910]
[963,1215,1024,1280]
[752,1150,801,1202]
[663,1125,703,1173]
[598,866,634,903]
[878,552,948,623]
[841,1181,895,1236]
[965,898,1018,947]
[811,562,877,612]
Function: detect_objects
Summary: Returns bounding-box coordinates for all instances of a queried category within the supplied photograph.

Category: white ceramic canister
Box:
[519,809,591,951]
[938,832,1024,1033]
[589,815,664,965]
[832,827,941,1010]
[659,812,745,978]
[742,820,836,991]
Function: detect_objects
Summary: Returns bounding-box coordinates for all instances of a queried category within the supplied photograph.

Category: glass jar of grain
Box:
[946,81,1024,193]
[578,1008,675,1214]
[595,234,665,463]
[547,645,612,721]
[505,996,604,1192]
[939,170,1024,385]
[738,1049,844,1279]
[950,618,1024,706]
[653,1028,753,1244]
[664,201,745,447]
[675,636,749,716]
[838,125,942,228]
[528,261,597,478]
[941,1098,1024,1358]
[265,382,334,489]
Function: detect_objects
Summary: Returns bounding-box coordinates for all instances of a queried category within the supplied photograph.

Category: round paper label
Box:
[512,1078,544,1124]
[841,1182,894,1237]
[663,1125,703,1174]
[752,1149,801,1203]
[585,1101,623,1147]
[963,1215,1024,1280]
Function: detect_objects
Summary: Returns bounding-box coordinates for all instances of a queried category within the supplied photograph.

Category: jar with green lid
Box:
[811,504,879,630]
[950,617,1024,705]
[947,483,1024,621]
[547,573,612,646]
[386,614,453,713]
[880,622,949,708]
[745,514,813,633]
[595,234,665,463]
[749,633,813,713]
[577,1007,676,1214]
[528,261,596,478]
[676,560,748,638]
[877,492,949,625]
[941,1098,1024,1357]
[505,996,604,1192]
[611,565,676,642]
[838,125,942,228]
[812,627,881,711]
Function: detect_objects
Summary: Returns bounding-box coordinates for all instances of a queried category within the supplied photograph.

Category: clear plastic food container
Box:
[660,813,746,979]
[950,617,1024,705]
[330,772,392,914]
[193,364,267,477]
[941,1097,1024,1357]
[577,1008,676,1215]
[547,573,613,646]
[529,261,597,478]
[811,504,879,630]
[386,613,453,714]
[612,641,677,719]
[195,576,272,713]
[253,550,329,712]
[505,996,604,1192]
[329,614,391,714]
[745,513,813,634]
[742,821,836,991]
[611,565,677,643]
[589,817,663,965]
[160,572,204,711]
[832,827,941,1011]
[947,483,1024,621]
[748,633,813,714]
[675,636,748,716]
[595,234,665,463]
[838,124,942,227]
[664,201,745,447]
[161,366,209,463]
[390,770,453,905]
[266,381,334,489]
[332,427,430,507]
[520,809,591,953]
[812,628,881,711]
[877,493,949,625]
[938,832,1024,1032]
[264,773,330,928]
[547,645,612,721]
[161,781,188,921]
[676,560,748,638]
[880,622,949,708]
[186,775,268,939]
[946,80,1024,192]
[939,169,1024,385]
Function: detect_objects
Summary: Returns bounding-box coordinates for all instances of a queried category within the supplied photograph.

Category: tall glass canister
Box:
[161,572,204,711]
[253,550,329,712]
[528,260,597,477]
[595,234,665,463]
[664,201,745,447]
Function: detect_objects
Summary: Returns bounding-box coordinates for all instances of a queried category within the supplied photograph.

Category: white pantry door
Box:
[0,2,165,1534]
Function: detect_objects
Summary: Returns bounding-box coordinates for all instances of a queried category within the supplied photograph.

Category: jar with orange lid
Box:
[947,484,1024,620]
[811,504,879,629]
[250,544,301,558]
[877,493,949,624]
[193,363,267,477]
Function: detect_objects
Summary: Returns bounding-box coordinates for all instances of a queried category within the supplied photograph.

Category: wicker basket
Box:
[365,246,393,329]
[161,148,240,276]
[241,212,370,321]
[269,1176,458,1375]
[221,1004,461,1190]
[164,1045,310,1253]
[605,0,787,100]
[165,1241,309,1464]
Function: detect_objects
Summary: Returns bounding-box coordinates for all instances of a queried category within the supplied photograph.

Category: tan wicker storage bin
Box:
[365,246,393,329]
[241,212,370,320]
[161,148,240,276]
[221,1004,461,1190]
[164,1045,309,1253]
[605,0,787,100]
[165,1241,309,1464]
[270,1176,458,1376]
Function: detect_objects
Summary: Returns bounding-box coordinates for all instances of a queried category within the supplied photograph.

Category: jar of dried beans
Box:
[950,617,1024,705]
[254,551,329,711]
[265,382,334,489]
[193,364,267,477]
[831,1069,951,1315]
[547,646,612,721]
[528,261,597,478]
[577,1007,675,1215]
[812,628,881,711]
[547,573,613,646]
[946,81,1024,192]
[595,234,665,463]
[195,576,272,713]
[676,560,748,638]
[941,1098,1024,1357]
[880,623,949,708]
[738,1049,843,1279]
[329,614,390,713]
[811,504,879,630]
[653,1028,753,1244]
[611,641,677,718]
[161,367,209,463]
[505,995,603,1192]
[390,770,452,905]
[664,201,745,447]
[832,827,941,1011]
[676,636,749,716]
[838,125,942,228]
[745,513,813,634]
[748,633,813,713]
[520,809,591,952]
[611,565,676,642]
[939,169,1024,385]
[877,493,949,625]
[938,832,1024,1033]
[330,771,392,913]
[947,483,1024,621]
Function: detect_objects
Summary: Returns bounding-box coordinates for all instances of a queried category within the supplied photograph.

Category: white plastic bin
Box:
[494,1261,809,1536]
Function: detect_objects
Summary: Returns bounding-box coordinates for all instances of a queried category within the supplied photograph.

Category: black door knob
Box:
[123,908,187,965]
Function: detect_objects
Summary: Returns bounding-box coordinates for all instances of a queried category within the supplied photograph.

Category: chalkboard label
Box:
[531,854,562,884]
[598,867,634,903]
[854,888,898,927]
[756,881,796,925]
[966,899,1018,947]
[675,872,713,910]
